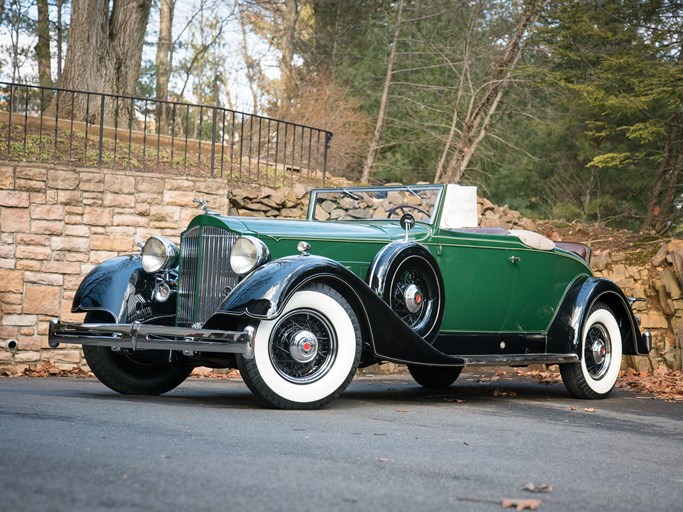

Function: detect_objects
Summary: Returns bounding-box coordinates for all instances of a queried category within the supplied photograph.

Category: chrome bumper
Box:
[48,319,254,357]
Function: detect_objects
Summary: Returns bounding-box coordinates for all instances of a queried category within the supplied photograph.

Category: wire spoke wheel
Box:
[387,255,440,339]
[560,301,622,399]
[584,323,612,380]
[392,268,429,328]
[237,284,361,409]
[269,309,338,384]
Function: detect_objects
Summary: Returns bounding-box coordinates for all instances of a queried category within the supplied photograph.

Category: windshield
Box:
[307,185,443,223]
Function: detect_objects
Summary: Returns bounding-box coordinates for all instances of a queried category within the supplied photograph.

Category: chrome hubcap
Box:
[269,309,337,384]
[585,323,611,380]
[403,284,424,314]
[289,330,318,363]
[591,339,606,365]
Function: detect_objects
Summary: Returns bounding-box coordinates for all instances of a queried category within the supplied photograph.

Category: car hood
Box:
[199,215,432,243]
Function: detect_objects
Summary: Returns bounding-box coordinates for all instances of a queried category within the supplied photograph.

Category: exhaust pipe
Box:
[4,339,18,353]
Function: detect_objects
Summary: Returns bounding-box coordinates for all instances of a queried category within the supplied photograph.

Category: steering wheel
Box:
[386,204,430,218]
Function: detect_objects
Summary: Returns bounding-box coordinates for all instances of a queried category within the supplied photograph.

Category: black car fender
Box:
[71,255,148,322]
[547,276,648,356]
[206,255,463,365]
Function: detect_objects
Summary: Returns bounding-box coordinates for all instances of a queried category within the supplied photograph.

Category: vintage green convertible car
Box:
[49,184,651,409]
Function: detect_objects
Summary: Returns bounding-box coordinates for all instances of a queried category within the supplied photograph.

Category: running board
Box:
[461,354,579,366]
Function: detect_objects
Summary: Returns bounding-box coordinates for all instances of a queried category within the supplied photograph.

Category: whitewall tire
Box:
[237,283,361,409]
[560,302,622,399]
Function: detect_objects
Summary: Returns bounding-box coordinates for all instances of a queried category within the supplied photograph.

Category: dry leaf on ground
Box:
[493,389,517,397]
[501,498,542,510]
[521,483,553,493]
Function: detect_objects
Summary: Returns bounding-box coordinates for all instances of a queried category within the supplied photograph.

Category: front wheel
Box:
[83,346,193,396]
[408,364,462,388]
[237,283,361,409]
[560,302,622,399]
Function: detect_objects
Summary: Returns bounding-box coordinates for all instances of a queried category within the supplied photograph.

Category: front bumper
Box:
[48,319,254,357]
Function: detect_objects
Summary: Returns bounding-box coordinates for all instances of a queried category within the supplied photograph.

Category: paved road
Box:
[1,372,681,512]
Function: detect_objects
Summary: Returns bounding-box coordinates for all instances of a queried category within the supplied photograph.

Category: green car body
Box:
[49,184,651,409]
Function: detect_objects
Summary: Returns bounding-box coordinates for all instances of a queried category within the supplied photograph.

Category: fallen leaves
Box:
[522,370,562,385]
[457,496,543,511]
[616,366,683,402]
[521,482,553,493]
[493,389,517,397]
[501,498,542,510]
[17,361,91,378]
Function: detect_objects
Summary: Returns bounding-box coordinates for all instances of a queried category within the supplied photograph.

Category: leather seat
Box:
[555,242,591,263]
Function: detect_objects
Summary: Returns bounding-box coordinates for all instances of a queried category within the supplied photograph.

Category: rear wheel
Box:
[560,302,622,399]
[408,364,462,388]
[237,283,361,409]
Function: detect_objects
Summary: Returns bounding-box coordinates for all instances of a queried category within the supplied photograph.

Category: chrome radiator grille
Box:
[177,225,239,326]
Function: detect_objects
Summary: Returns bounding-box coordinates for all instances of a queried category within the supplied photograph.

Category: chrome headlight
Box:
[230,236,269,275]
[141,236,179,273]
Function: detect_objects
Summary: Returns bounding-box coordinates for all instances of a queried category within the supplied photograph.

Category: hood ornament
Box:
[192,198,219,215]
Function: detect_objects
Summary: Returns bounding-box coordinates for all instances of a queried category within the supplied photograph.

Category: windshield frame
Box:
[306,184,445,224]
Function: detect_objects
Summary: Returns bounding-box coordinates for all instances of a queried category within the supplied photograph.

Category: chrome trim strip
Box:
[375,353,579,367]
[461,354,579,366]
[48,319,254,356]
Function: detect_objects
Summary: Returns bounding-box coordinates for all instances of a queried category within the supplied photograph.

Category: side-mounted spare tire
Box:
[367,241,444,343]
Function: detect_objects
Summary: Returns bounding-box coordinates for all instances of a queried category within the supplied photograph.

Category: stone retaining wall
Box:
[0,161,681,373]
[591,250,682,372]
[0,163,235,372]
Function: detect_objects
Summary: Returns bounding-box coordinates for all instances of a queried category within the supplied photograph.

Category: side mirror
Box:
[400,213,415,240]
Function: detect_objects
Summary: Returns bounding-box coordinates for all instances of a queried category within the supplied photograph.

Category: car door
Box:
[502,245,592,334]
[435,232,516,334]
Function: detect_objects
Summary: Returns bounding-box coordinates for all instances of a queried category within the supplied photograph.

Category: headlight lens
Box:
[141,236,179,273]
[230,236,269,275]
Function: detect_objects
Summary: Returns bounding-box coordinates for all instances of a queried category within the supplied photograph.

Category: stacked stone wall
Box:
[0,163,236,372]
[591,250,682,372]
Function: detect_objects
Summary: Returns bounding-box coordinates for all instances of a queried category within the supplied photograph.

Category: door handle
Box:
[509,256,521,264]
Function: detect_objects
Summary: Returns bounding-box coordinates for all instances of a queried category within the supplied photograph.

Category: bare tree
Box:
[156,0,174,134]
[436,0,546,184]
[238,1,261,112]
[56,0,65,81]
[240,0,309,114]
[360,0,405,184]
[35,0,51,86]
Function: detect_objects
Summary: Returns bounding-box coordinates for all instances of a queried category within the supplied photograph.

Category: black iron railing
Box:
[0,82,331,187]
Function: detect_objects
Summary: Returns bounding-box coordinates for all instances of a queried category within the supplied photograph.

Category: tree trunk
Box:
[55,0,151,125]
[360,0,405,184]
[35,0,52,87]
[439,1,546,184]
[278,0,300,114]
[57,0,64,81]
[156,0,174,134]
[643,118,677,230]
[239,3,260,113]
[656,146,683,234]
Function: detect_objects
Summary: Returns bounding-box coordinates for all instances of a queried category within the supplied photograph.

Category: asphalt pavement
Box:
[1,371,681,512]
